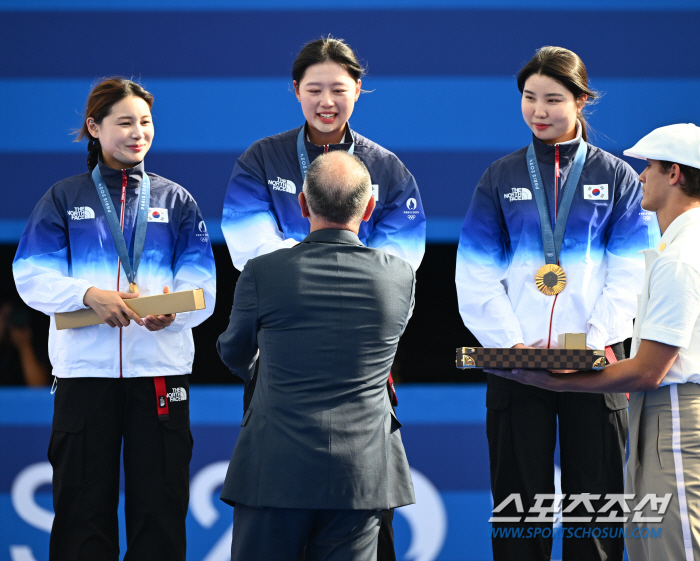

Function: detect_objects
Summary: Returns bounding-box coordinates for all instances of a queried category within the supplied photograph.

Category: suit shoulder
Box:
[245,246,295,269]
[363,246,416,278]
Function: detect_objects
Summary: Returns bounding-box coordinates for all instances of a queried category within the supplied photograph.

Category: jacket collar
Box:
[640,206,700,263]
[96,157,146,191]
[531,122,584,165]
[658,206,700,249]
[301,228,363,246]
[302,123,354,158]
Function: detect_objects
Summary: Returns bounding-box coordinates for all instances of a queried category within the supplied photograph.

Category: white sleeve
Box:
[164,196,217,333]
[640,260,700,348]
[365,171,426,271]
[13,193,93,315]
[222,157,297,271]
[586,251,646,350]
[456,167,524,348]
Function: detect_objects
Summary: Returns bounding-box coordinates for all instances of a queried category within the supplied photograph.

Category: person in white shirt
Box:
[488,123,700,560]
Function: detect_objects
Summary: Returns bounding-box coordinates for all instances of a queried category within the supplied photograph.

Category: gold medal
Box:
[535,264,566,296]
[129,282,139,294]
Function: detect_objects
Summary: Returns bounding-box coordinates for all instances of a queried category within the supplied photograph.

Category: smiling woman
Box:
[220,36,426,561]
[12,77,216,560]
[74,78,154,171]
[85,95,153,169]
[455,46,660,561]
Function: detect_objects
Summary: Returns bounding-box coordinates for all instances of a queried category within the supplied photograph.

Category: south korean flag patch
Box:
[584,184,609,201]
[148,208,169,223]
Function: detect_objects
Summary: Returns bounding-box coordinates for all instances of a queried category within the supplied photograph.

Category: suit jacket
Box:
[217,228,416,510]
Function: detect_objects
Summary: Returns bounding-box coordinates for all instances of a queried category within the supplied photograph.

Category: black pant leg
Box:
[376,508,396,561]
[487,374,558,561]
[232,504,313,561]
[308,508,382,561]
[49,378,123,561]
[122,375,192,561]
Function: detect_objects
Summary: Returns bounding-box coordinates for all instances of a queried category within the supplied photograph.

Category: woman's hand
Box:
[143,286,176,332]
[83,287,143,328]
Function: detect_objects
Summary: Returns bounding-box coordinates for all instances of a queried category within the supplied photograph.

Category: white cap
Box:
[624,123,700,170]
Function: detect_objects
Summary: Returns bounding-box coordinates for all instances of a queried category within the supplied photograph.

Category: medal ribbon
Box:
[297,126,355,182]
[526,141,587,265]
[92,166,151,288]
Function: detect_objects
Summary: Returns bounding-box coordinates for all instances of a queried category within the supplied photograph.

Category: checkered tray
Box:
[456,347,606,371]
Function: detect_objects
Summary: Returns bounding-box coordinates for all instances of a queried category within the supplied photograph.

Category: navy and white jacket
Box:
[456,133,660,351]
[222,125,426,271]
[13,160,216,379]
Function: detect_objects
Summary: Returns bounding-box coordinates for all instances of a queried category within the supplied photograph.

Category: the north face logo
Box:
[268,177,296,194]
[504,188,532,202]
[67,207,95,220]
[167,387,187,402]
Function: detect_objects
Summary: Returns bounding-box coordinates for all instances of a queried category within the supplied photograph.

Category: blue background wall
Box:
[2,0,699,243]
[1,1,699,560]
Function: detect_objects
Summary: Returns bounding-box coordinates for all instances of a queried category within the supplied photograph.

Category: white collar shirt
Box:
[632,207,700,385]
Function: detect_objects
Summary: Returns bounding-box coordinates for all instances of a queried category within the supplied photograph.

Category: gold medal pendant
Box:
[535,264,566,296]
[129,282,139,294]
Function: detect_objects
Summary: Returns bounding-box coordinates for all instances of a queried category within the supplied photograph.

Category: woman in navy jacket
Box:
[456,47,658,561]
[14,78,215,561]
[222,37,426,272]
[221,37,424,561]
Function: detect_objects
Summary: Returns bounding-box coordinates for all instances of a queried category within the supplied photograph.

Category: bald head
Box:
[302,151,373,226]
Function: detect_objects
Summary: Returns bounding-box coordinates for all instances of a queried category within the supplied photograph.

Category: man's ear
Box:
[361,195,376,222]
[299,192,311,218]
[669,163,684,187]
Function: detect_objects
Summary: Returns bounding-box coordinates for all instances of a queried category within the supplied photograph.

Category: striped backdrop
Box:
[1,0,699,243]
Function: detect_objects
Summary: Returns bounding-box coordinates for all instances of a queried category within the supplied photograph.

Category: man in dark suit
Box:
[217,150,415,561]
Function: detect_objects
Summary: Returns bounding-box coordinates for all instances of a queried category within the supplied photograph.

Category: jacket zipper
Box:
[547,146,561,349]
[117,170,127,377]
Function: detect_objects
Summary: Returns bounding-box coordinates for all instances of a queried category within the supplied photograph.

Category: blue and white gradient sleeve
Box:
[222,159,297,271]
[366,172,426,271]
[586,172,659,350]
[166,195,216,333]
[13,193,92,315]
[456,168,523,348]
